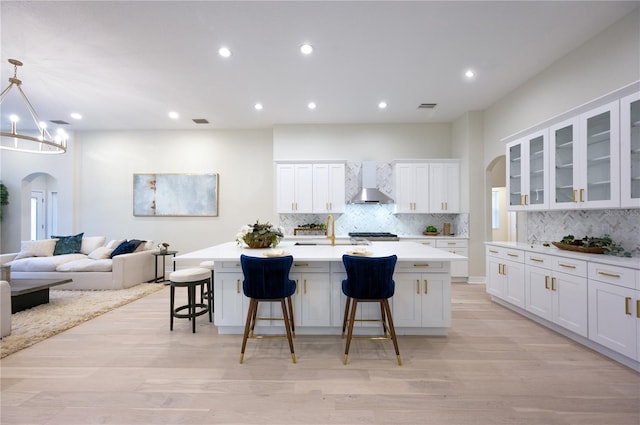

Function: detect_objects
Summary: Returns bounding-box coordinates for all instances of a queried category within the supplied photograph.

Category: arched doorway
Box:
[21,173,58,240]
[486,155,516,242]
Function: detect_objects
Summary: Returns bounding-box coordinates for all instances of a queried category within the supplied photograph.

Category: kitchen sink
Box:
[295,239,370,246]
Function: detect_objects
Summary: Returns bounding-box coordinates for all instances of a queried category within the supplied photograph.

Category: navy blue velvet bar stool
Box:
[341,254,401,365]
[239,254,297,364]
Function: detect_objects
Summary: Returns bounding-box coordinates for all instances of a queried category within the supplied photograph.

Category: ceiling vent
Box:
[417,103,437,109]
[50,119,69,125]
[192,118,209,124]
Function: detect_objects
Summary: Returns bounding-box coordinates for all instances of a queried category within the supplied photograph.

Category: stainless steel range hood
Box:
[349,161,394,204]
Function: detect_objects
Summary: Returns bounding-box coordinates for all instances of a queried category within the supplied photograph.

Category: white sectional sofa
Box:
[0,236,158,290]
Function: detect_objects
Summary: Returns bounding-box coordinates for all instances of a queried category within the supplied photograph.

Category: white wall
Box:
[74,129,273,253]
[0,138,75,252]
[274,123,452,161]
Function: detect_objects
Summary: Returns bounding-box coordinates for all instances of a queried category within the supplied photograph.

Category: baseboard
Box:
[466,276,485,285]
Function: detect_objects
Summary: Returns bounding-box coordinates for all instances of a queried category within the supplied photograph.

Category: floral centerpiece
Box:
[236,220,284,248]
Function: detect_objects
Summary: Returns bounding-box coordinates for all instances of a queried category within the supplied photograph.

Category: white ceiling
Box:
[0,1,637,132]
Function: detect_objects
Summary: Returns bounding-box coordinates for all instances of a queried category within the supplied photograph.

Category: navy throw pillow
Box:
[51,232,84,255]
[110,240,138,258]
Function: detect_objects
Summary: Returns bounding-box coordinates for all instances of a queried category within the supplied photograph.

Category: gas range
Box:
[348,232,400,241]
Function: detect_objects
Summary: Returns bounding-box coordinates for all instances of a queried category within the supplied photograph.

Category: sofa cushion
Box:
[88,246,114,260]
[110,240,140,258]
[14,239,58,260]
[52,233,84,255]
[81,236,107,255]
[106,239,125,249]
[56,258,113,272]
[9,253,87,272]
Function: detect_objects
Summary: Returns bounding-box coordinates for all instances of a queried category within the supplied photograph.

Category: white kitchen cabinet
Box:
[214,262,247,327]
[276,163,313,213]
[524,253,588,337]
[550,101,620,209]
[588,263,639,360]
[312,163,345,213]
[291,262,332,327]
[620,91,640,208]
[429,161,460,213]
[485,246,525,308]
[394,162,429,213]
[506,130,549,211]
[435,239,468,279]
[393,262,451,328]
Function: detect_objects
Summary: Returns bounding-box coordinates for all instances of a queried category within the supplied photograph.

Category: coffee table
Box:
[10,278,72,313]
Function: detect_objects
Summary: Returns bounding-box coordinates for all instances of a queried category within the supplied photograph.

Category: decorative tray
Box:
[423,231,440,236]
[551,242,606,254]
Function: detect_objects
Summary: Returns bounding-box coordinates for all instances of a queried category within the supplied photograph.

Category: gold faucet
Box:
[326,214,335,246]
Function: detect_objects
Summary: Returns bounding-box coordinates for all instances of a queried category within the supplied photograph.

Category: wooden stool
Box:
[169,268,212,333]
[199,260,215,309]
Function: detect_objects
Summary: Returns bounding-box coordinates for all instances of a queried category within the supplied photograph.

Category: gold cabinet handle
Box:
[416,280,420,295]
[572,189,577,203]
[294,263,309,267]
[524,194,528,205]
[598,271,621,278]
[520,194,524,205]
[625,297,632,315]
[489,249,498,254]
[236,279,240,294]
[304,279,307,295]
[530,257,544,263]
[445,202,448,210]
[579,188,585,203]
[507,253,519,258]
[551,277,556,291]
[559,263,576,269]
[424,279,428,294]
[447,242,456,245]
[544,276,549,289]
[413,263,430,267]
[637,300,640,319]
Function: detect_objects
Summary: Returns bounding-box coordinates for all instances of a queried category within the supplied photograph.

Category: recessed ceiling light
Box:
[300,44,313,55]
[307,102,316,110]
[168,111,179,119]
[70,112,82,120]
[254,103,263,111]
[218,47,231,58]
[378,101,387,109]
[465,69,475,79]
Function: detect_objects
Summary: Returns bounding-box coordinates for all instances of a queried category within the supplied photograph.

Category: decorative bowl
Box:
[552,242,606,254]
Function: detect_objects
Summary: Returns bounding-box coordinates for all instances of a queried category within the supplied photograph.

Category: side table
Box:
[151,250,178,283]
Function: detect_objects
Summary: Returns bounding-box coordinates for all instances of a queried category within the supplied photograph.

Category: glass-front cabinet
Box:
[506,130,548,211]
[550,100,619,209]
[621,92,640,208]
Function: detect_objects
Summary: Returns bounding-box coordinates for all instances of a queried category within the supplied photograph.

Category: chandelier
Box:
[0,59,67,154]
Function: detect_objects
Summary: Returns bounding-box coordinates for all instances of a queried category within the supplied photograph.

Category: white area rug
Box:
[1,283,163,358]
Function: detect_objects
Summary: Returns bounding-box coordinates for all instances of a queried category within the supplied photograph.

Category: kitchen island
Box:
[174,240,466,335]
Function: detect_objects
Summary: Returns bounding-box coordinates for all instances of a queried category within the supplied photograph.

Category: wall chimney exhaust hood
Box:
[349,161,394,204]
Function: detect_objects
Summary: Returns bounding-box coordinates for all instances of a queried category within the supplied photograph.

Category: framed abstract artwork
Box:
[133,173,219,217]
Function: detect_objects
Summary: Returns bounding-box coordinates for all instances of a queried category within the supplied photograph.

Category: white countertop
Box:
[176,240,467,263]
[485,241,639,269]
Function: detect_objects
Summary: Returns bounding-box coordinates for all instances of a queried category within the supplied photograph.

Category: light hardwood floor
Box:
[1,283,638,425]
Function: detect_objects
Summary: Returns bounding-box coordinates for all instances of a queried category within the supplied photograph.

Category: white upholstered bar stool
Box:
[169,268,212,333]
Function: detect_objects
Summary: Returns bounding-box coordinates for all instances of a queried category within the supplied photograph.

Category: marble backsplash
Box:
[526,209,640,256]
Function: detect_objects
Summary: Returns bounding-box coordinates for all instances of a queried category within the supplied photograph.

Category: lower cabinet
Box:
[524,253,588,337]
[392,271,451,328]
[588,263,640,360]
[214,265,246,326]
[485,246,525,308]
[291,262,332,327]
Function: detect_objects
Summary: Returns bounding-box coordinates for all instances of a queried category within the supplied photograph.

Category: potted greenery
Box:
[423,225,439,236]
[0,183,8,222]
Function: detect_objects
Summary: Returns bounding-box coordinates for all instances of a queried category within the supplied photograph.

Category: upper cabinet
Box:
[394,160,460,214]
[550,101,619,210]
[276,162,345,214]
[429,161,460,213]
[506,129,549,211]
[394,162,429,213]
[621,92,640,208]
[276,163,313,213]
[312,163,346,213]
